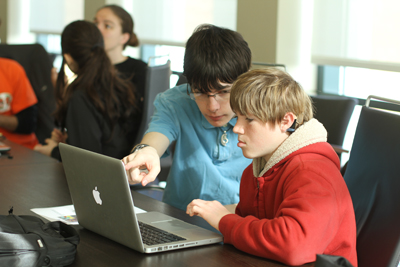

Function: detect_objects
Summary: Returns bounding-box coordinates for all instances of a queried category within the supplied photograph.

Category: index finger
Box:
[123,154,143,170]
[139,165,160,186]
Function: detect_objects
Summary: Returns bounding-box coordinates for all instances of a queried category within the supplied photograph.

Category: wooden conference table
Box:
[0,140,315,267]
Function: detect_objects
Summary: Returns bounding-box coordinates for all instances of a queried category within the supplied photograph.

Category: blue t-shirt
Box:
[146,84,252,210]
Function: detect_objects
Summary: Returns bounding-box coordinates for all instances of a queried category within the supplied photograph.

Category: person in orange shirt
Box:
[0,57,39,149]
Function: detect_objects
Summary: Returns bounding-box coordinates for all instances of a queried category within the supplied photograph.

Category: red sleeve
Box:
[219,169,344,266]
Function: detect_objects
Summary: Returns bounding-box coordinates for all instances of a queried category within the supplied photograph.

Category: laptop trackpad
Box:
[152,219,196,232]
[138,212,197,232]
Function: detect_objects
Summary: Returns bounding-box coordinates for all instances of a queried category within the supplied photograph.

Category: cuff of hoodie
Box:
[218,213,245,244]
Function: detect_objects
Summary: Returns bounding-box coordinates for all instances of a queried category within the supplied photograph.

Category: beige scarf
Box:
[253,118,327,177]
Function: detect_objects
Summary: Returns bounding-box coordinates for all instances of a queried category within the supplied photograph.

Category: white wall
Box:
[7,0,35,43]
[277,0,317,94]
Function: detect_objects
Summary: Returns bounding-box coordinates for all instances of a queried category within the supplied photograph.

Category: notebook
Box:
[58,143,223,253]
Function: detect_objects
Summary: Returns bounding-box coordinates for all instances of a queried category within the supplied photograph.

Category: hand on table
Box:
[34,138,59,157]
[186,199,232,231]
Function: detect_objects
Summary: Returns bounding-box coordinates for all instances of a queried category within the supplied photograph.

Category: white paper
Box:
[31,204,147,225]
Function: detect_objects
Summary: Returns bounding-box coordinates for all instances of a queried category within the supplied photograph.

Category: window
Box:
[312,0,400,72]
[313,0,400,166]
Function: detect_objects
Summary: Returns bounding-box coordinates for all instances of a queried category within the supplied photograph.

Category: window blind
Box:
[130,0,237,46]
[312,0,400,72]
[29,0,84,35]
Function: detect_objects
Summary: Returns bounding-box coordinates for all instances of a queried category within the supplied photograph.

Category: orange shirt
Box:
[0,58,38,149]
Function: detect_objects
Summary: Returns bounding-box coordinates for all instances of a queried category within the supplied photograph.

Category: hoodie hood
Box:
[253,118,328,177]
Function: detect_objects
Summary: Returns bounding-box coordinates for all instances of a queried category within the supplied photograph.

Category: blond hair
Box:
[230,68,313,127]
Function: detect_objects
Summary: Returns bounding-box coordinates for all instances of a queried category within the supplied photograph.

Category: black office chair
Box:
[131,59,172,200]
[134,59,171,145]
[311,95,358,159]
[343,95,400,267]
[173,71,187,86]
[0,44,56,144]
[315,254,354,267]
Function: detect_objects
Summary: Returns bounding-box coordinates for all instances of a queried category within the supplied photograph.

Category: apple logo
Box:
[92,186,102,205]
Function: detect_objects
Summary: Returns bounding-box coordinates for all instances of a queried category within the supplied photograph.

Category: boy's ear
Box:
[280,112,296,133]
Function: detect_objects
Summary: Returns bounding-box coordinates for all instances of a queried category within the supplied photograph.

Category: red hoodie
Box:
[219,119,357,266]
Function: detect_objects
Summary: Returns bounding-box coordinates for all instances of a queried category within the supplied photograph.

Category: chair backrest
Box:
[311,95,357,147]
[0,43,56,144]
[174,71,187,86]
[343,95,400,267]
[134,60,171,145]
[251,62,286,71]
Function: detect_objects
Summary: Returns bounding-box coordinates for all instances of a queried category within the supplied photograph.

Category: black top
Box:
[51,89,140,161]
[115,56,147,105]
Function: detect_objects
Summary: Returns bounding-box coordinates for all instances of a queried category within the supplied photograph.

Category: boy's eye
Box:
[219,90,230,95]
[246,118,254,122]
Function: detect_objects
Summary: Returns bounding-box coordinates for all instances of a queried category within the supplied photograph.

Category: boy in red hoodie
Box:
[186,68,357,266]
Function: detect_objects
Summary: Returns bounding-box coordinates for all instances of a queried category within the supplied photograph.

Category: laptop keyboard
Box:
[139,221,186,246]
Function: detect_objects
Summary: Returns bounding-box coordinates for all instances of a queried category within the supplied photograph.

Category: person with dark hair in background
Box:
[123,24,253,210]
[94,4,147,104]
[34,20,141,160]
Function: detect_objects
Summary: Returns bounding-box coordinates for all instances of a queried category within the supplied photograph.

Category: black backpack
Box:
[0,209,79,267]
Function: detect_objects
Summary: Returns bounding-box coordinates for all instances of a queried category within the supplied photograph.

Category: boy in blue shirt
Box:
[123,24,252,210]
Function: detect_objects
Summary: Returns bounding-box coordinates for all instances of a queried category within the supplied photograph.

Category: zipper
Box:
[255,179,260,217]
[256,180,260,199]
[11,216,44,250]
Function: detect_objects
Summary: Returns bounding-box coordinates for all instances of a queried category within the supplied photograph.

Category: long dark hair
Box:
[55,20,137,136]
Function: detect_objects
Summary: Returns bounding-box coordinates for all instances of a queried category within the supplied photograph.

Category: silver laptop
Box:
[59,143,222,253]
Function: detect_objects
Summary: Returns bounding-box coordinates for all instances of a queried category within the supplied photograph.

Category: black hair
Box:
[183,24,251,93]
[55,20,137,137]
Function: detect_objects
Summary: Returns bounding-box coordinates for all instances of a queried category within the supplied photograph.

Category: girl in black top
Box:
[94,4,147,103]
[34,20,140,160]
